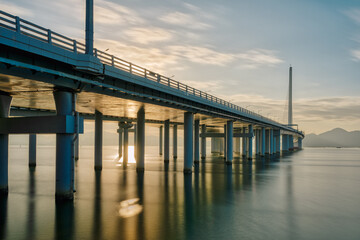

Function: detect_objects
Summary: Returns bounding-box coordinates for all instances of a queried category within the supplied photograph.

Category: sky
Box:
[1,0,360,134]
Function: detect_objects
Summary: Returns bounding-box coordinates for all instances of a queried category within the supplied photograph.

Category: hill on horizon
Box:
[303,128,360,148]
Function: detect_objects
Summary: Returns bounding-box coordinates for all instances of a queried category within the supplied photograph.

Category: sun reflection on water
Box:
[115,146,136,166]
[118,198,143,218]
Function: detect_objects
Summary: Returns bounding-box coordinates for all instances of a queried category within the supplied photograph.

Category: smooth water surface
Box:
[1,146,360,240]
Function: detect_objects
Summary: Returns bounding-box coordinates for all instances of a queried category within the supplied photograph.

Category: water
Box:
[1,146,360,240]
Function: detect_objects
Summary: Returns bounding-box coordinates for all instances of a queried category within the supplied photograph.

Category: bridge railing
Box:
[0,10,301,132]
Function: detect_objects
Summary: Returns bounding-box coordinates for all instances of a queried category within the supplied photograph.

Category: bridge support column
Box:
[265,130,270,155]
[74,133,79,161]
[164,120,170,163]
[298,138,303,150]
[234,137,240,154]
[173,125,177,160]
[289,135,294,151]
[255,130,259,155]
[211,138,215,153]
[159,126,163,156]
[223,125,227,159]
[123,126,129,167]
[194,120,200,163]
[94,110,103,171]
[184,112,193,174]
[54,90,75,200]
[261,127,265,157]
[134,124,137,160]
[276,131,281,153]
[201,124,206,160]
[270,129,274,155]
[0,93,12,195]
[282,135,288,152]
[226,121,233,164]
[248,125,253,160]
[117,124,123,159]
[242,127,247,157]
[136,108,145,172]
[29,134,36,167]
[219,138,224,155]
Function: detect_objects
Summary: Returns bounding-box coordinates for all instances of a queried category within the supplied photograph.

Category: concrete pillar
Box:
[270,129,274,155]
[164,120,170,163]
[211,137,215,153]
[265,130,270,154]
[255,130,259,155]
[289,135,294,151]
[74,133,79,161]
[0,93,12,195]
[219,138,224,155]
[201,124,206,160]
[261,127,265,157]
[53,90,75,200]
[226,121,233,164]
[136,108,145,172]
[134,124,137,160]
[242,127,247,157]
[184,112,193,174]
[159,126,163,155]
[123,127,129,166]
[223,125,227,159]
[173,125,177,159]
[94,110,103,170]
[248,125,253,160]
[276,131,281,153]
[118,124,123,159]
[194,120,200,163]
[28,134,37,167]
[234,137,240,153]
[298,138,303,150]
[282,134,288,152]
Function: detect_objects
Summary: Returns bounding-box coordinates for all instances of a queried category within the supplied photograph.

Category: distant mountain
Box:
[303,128,360,148]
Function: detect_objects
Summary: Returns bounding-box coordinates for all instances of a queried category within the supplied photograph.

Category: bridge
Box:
[0,1,304,200]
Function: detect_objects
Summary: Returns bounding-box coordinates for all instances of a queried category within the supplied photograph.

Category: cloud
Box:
[167,45,236,66]
[124,27,173,44]
[0,2,34,17]
[344,9,360,24]
[350,49,360,61]
[159,11,212,30]
[237,49,283,69]
[95,0,144,25]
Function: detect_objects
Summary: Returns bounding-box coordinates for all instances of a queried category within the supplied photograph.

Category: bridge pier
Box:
[282,134,288,152]
[289,135,294,151]
[234,137,240,154]
[223,125,227,159]
[159,126,163,156]
[0,93,12,195]
[261,127,265,157]
[117,124,123,159]
[219,138,224,155]
[173,125,177,160]
[248,125,253,160]
[242,127,247,157]
[134,124,137,160]
[164,120,170,163]
[29,134,37,167]
[276,131,281,153]
[184,112,194,174]
[201,124,206,160]
[74,133,79,160]
[194,120,200,163]
[270,129,274,155]
[94,110,103,171]
[123,125,129,167]
[298,137,303,150]
[226,121,233,164]
[54,90,75,200]
[265,129,270,155]
[255,129,260,155]
[136,108,145,172]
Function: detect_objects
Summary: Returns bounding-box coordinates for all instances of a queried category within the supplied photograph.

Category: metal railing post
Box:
[15,17,20,32]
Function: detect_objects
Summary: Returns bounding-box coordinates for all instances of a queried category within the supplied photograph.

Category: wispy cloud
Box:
[0,2,34,17]
[124,27,173,44]
[95,0,144,25]
[344,8,360,24]
[159,11,212,30]
[237,49,283,69]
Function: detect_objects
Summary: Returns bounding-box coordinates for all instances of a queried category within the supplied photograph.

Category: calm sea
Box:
[1,146,360,240]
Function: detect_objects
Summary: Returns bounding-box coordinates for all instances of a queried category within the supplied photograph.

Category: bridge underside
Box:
[0,73,253,128]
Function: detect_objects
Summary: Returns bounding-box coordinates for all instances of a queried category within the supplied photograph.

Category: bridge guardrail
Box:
[0,10,303,135]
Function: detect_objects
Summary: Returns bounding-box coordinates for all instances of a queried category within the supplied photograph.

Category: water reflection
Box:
[26,168,36,240]
[0,196,7,240]
[55,201,74,240]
